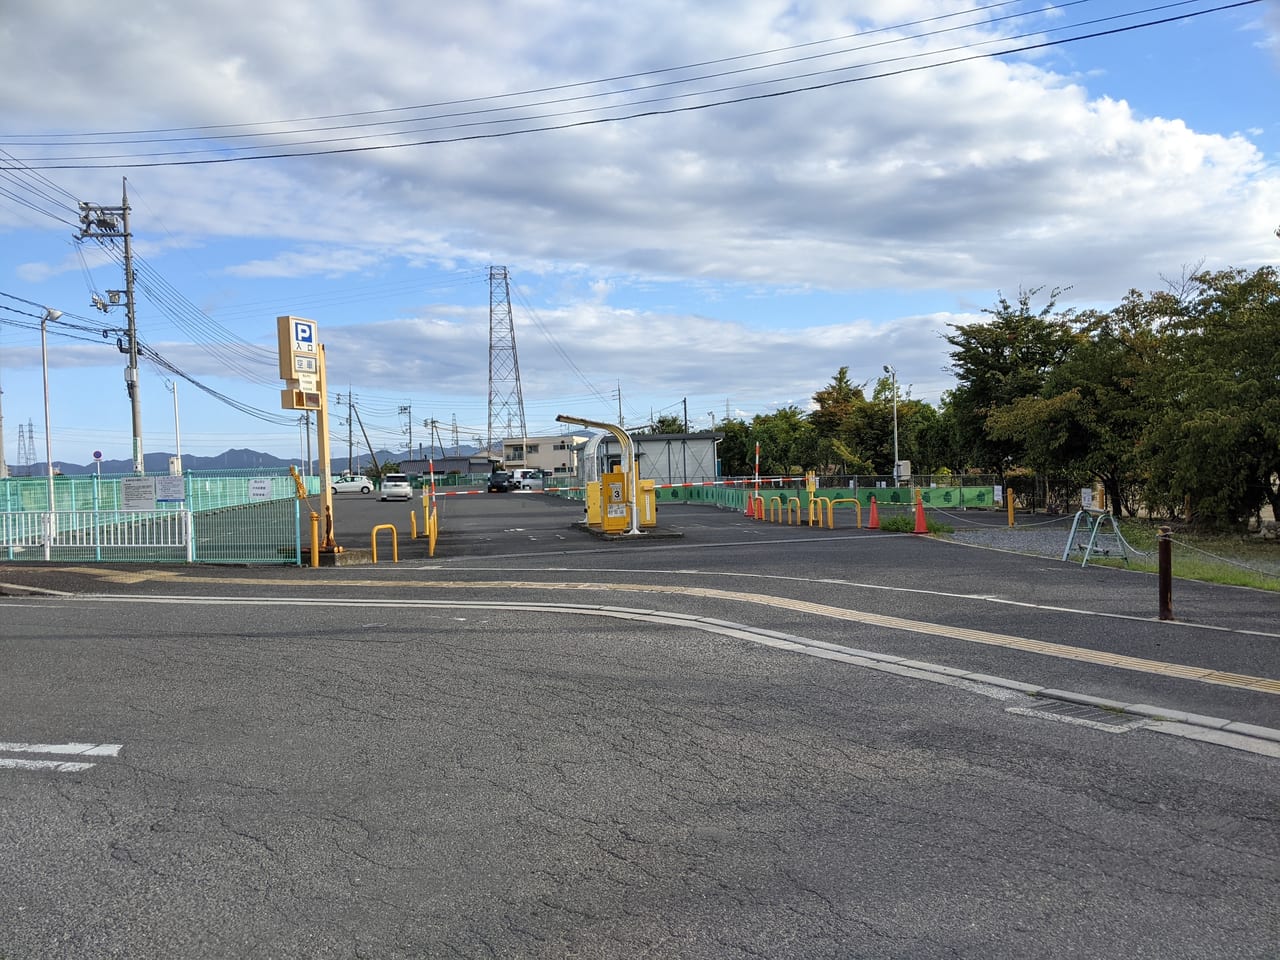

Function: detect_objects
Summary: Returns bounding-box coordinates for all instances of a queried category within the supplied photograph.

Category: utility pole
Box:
[0,368,7,478]
[399,403,412,456]
[423,417,442,460]
[81,178,143,472]
[166,379,182,472]
[338,391,355,472]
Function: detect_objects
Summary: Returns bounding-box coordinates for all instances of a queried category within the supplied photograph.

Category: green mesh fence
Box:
[0,473,314,564]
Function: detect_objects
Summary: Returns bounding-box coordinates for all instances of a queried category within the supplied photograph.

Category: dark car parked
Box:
[487,471,514,493]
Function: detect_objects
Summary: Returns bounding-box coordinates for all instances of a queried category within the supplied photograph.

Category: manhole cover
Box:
[1006,699,1145,732]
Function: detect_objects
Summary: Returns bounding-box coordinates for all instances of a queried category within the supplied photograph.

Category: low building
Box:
[588,432,720,486]
[501,433,591,480]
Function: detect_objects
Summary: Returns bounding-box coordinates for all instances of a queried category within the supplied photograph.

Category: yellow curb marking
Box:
[48,570,1280,696]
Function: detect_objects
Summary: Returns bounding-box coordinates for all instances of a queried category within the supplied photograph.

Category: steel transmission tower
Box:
[16,420,35,476]
[486,266,527,465]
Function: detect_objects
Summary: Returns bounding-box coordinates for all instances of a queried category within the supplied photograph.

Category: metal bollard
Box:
[1158,526,1173,621]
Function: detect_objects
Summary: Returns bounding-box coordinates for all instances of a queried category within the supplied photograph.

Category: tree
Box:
[715,418,753,476]
[1141,267,1280,528]
[637,414,686,435]
[944,286,1077,479]
[809,367,865,435]
[752,407,819,474]
[985,298,1163,516]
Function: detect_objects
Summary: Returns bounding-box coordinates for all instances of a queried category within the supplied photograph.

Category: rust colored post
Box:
[1158,526,1173,621]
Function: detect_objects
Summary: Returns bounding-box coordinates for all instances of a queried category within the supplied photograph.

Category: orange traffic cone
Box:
[744,494,755,518]
[868,496,879,530]
[913,492,928,534]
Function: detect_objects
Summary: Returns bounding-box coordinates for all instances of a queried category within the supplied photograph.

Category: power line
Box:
[0,1,1258,170]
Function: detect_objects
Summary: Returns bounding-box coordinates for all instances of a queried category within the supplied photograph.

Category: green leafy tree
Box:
[810,367,865,435]
[636,413,687,435]
[752,406,819,474]
[1141,267,1280,527]
[944,286,1077,479]
[715,417,753,475]
[985,298,1164,516]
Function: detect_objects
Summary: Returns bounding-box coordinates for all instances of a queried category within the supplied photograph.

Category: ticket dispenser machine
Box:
[601,468,629,533]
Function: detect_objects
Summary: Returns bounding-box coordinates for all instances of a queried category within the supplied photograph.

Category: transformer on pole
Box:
[487,266,527,467]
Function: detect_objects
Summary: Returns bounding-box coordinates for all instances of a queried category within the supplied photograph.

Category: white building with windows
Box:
[502,434,591,479]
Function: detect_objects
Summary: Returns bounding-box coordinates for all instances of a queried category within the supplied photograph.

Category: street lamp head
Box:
[43,308,62,323]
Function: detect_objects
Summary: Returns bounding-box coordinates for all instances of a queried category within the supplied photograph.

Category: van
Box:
[510,468,543,490]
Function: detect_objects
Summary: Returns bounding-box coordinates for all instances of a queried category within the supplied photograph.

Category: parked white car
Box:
[332,474,372,495]
[379,473,413,501]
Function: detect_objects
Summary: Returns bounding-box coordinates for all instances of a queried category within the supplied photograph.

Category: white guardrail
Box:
[1,509,194,562]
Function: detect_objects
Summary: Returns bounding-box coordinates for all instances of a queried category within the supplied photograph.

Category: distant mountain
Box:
[19,445,484,477]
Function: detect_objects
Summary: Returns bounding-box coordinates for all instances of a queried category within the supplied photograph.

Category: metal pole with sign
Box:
[278,316,335,552]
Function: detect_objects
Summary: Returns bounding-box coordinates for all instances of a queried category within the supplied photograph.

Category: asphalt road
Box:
[1,494,1277,958]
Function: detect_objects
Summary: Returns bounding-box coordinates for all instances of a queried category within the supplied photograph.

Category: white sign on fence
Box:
[248,478,274,501]
[155,476,186,503]
[120,477,156,512]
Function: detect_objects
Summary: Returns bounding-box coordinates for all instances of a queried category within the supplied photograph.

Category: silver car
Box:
[379,473,413,501]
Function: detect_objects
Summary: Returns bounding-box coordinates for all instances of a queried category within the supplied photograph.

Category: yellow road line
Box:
[53,570,1280,696]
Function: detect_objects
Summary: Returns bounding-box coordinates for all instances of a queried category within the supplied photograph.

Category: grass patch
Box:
[1104,519,1280,592]
[878,514,954,535]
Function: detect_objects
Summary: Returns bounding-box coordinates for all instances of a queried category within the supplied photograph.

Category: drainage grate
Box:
[1006,699,1145,732]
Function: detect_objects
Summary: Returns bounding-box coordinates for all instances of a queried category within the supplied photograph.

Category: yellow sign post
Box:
[277,316,334,553]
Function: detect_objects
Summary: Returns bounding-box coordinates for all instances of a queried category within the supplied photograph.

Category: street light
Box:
[883,364,899,485]
[166,378,183,474]
[42,307,61,559]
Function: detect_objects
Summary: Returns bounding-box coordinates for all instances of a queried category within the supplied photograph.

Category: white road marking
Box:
[0,741,123,774]
[0,758,97,772]
[0,741,121,756]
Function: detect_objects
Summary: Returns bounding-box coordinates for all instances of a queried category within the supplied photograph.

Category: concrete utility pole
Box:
[0,368,8,479]
[80,177,144,473]
[399,404,412,456]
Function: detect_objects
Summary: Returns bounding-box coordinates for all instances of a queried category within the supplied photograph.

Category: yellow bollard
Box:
[309,511,320,568]
[370,524,399,564]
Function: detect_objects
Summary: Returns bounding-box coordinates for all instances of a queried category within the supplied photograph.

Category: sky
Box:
[1,0,1277,469]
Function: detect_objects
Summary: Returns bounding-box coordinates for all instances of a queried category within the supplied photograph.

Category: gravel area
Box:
[947,519,1280,580]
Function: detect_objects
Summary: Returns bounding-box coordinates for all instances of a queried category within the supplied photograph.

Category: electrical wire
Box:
[0,1,1259,169]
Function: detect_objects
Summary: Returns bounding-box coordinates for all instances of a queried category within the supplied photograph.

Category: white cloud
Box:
[2,1,1276,460]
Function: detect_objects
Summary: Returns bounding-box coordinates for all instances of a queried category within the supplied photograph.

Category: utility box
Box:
[894,460,912,485]
[639,479,656,528]
[601,469,629,533]
[586,480,602,527]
